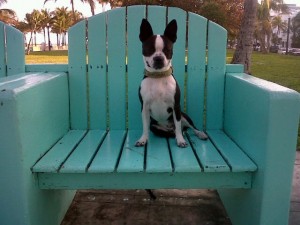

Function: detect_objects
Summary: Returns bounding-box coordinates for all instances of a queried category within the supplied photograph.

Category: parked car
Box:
[270,45,279,53]
[290,48,300,56]
[278,48,286,54]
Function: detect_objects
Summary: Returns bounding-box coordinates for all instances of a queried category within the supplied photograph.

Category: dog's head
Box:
[139,19,177,72]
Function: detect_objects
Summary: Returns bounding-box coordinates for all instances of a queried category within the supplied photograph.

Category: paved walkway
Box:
[62,152,300,225]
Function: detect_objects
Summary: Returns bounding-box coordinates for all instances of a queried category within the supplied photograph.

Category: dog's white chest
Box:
[140,76,176,122]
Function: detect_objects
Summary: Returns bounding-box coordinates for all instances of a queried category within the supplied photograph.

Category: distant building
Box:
[270,4,300,48]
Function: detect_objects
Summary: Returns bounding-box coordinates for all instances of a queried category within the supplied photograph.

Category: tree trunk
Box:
[34,31,37,46]
[231,0,257,74]
[26,32,33,55]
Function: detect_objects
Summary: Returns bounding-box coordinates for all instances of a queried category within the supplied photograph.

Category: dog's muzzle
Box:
[153,56,165,69]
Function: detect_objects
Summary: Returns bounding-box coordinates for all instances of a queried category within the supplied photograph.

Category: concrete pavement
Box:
[61,152,300,225]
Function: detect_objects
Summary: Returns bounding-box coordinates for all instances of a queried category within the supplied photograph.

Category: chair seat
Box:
[32,129,257,189]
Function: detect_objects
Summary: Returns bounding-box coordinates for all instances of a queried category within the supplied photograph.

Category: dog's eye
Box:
[143,45,156,57]
[163,48,173,59]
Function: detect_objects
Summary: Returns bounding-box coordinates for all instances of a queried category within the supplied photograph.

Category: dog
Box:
[135,19,208,148]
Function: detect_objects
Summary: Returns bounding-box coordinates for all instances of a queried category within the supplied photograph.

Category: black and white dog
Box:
[135,19,208,148]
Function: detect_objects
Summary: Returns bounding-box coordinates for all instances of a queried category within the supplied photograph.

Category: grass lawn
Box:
[26,50,300,149]
[26,50,68,64]
[227,49,300,93]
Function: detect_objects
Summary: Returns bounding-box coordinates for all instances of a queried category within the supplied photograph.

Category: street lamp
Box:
[47,23,51,51]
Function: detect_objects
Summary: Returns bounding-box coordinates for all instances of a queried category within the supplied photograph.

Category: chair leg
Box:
[218,175,294,225]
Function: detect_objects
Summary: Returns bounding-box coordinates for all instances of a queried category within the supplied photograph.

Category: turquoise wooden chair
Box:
[0,6,299,225]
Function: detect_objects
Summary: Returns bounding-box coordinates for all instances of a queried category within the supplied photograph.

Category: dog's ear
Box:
[139,19,154,42]
[164,19,177,43]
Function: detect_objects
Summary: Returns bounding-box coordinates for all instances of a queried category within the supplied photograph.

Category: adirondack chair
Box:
[0,5,299,225]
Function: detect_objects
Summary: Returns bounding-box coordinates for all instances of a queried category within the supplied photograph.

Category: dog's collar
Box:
[144,67,173,78]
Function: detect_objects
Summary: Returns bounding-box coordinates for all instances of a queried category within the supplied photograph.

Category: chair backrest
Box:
[0,22,25,77]
[68,5,227,131]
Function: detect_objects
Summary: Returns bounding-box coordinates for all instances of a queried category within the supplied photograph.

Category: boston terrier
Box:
[135,19,208,148]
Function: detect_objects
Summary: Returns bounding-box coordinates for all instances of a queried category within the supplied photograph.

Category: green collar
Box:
[144,67,173,78]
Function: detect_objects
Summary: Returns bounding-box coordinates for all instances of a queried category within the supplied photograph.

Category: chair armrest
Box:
[220,72,300,225]
[0,72,69,171]
[224,72,300,184]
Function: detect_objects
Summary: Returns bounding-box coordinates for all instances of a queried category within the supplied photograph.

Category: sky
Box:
[1,0,111,44]
[2,0,110,20]
[1,0,300,44]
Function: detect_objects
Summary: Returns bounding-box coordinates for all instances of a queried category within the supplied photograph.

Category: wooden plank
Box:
[226,64,244,73]
[6,25,25,76]
[169,135,202,172]
[186,13,207,130]
[60,130,106,173]
[88,130,126,173]
[187,131,230,172]
[117,130,145,172]
[127,5,146,130]
[25,64,68,73]
[37,172,253,189]
[167,7,187,106]
[107,8,126,130]
[206,21,227,130]
[207,130,257,172]
[68,20,88,129]
[146,133,172,173]
[32,130,86,173]
[87,13,108,129]
[147,5,166,34]
[0,22,6,78]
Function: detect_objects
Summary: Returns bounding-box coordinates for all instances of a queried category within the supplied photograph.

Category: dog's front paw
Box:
[177,140,188,148]
[176,135,188,148]
[135,141,147,147]
[135,136,148,147]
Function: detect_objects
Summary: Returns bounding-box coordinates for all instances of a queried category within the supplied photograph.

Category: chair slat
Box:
[146,133,172,172]
[206,21,227,130]
[147,5,166,34]
[88,13,107,129]
[187,131,230,172]
[6,25,25,76]
[186,13,207,130]
[169,135,202,172]
[107,8,126,130]
[0,22,6,78]
[88,130,126,173]
[60,130,106,173]
[127,5,146,130]
[117,130,145,172]
[168,7,187,107]
[68,20,88,129]
[207,130,257,172]
[32,130,86,173]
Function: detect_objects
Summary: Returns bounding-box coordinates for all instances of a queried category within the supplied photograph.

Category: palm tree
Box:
[0,0,17,25]
[30,10,43,46]
[272,15,287,35]
[20,10,43,54]
[40,9,53,46]
[231,0,257,73]
[51,7,82,47]
[45,0,97,20]
[256,1,272,53]
[15,21,30,47]
[98,0,110,12]
[256,0,289,53]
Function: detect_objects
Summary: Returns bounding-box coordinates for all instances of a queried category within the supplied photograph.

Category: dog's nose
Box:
[153,56,164,63]
[153,56,164,69]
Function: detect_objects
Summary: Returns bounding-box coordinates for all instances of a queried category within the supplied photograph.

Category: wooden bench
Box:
[1,5,300,225]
